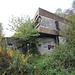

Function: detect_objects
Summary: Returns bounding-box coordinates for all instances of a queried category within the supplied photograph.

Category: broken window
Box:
[35,16,41,24]
[55,21,60,30]
[48,45,51,50]
[34,16,41,28]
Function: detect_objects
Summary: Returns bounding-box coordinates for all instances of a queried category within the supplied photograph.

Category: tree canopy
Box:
[55,0,75,19]
[9,16,40,42]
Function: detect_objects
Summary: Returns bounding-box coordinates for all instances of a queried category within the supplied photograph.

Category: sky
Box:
[0,0,74,37]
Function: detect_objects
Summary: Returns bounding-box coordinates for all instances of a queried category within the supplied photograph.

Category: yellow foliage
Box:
[7,48,13,57]
[0,49,2,52]
[0,49,4,56]
[65,15,70,20]
[0,46,29,66]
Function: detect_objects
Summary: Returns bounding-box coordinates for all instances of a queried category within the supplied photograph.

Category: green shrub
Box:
[0,39,34,75]
[33,44,75,75]
[30,44,40,55]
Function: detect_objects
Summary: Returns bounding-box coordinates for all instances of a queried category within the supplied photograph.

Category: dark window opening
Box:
[34,16,41,28]
[36,16,41,24]
[38,16,41,23]
[38,44,41,46]
[8,43,12,46]
[55,21,60,30]
[48,45,51,50]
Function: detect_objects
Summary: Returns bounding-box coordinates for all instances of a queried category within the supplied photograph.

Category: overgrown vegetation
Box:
[0,0,75,75]
[0,39,34,75]
[8,16,40,42]
[33,44,75,75]
[0,23,3,47]
[32,7,75,75]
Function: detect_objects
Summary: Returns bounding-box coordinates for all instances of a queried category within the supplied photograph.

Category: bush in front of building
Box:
[0,39,34,75]
[33,44,75,75]
[30,43,40,55]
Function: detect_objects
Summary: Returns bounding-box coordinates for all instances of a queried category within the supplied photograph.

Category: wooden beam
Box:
[35,23,40,28]
[37,26,58,35]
